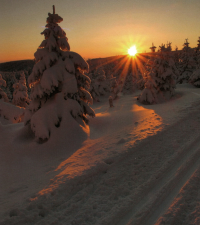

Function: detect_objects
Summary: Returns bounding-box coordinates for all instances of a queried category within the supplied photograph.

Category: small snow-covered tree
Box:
[177,51,194,83]
[12,72,29,108]
[168,55,180,82]
[88,68,110,102]
[122,72,136,94]
[136,70,147,90]
[95,68,110,95]
[110,78,120,99]
[158,43,166,52]
[137,74,158,104]
[24,6,95,141]
[6,87,12,101]
[182,38,191,52]
[150,43,156,53]
[138,55,176,104]
[109,96,114,107]
[190,69,200,87]
[88,75,100,102]
[1,71,17,100]
[0,74,9,102]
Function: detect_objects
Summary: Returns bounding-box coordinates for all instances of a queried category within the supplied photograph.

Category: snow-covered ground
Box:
[1,83,200,225]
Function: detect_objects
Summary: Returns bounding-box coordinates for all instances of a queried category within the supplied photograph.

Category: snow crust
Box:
[1,83,200,224]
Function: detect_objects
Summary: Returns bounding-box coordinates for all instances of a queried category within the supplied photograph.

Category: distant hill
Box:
[0,60,35,72]
[0,57,119,73]
[0,53,150,73]
[87,53,152,73]
[87,55,126,71]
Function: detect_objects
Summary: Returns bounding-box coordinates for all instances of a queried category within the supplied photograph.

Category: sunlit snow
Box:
[1,83,200,224]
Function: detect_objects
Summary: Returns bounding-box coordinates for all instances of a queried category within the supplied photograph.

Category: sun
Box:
[128,45,137,56]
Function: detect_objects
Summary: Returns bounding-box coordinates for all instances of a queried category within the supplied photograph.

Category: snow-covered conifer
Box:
[168,55,180,82]
[88,68,110,102]
[150,43,156,53]
[166,42,172,52]
[12,72,29,108]
[6,87,12,101]
[196,37,200,51]
[89,78,100,102]
[178,39,196,83]
[138,55,176,104]
[177,51,194,83]
[110,78,120,99]
[94,68,110,95]
[109,96,114,107]
[122,72,136,94]
[136,70,147,90]
[190,69,200,87]
[182,38,191,52]
[159,44,166,52]
[24,6,95,141]
[0,74,9,102]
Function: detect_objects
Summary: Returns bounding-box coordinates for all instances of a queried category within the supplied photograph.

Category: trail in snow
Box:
[156,167,200,225]
[116,108,200,225]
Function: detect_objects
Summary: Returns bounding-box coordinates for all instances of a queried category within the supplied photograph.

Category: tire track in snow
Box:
[116,111,200,225]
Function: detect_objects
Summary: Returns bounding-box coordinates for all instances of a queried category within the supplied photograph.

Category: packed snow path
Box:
[116,109,200,225]
[1,84,200,224]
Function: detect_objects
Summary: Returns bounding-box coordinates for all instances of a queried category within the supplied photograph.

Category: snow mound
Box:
[0,100,25,123]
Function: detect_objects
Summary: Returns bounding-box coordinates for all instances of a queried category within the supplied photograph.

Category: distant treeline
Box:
[0,60,35,72]
[0,54,150,73]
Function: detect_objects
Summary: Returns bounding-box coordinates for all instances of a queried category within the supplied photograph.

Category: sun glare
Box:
[128,45,137,56]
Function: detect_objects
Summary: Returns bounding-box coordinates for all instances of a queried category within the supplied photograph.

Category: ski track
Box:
[118,134,200,225]
[116,109,200,225]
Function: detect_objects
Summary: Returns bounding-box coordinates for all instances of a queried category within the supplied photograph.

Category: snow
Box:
[61,51,89,72]
[0,100,25,124]
[1,83,200,224]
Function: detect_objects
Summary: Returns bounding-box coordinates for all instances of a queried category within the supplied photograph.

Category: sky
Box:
[1,0,200,63]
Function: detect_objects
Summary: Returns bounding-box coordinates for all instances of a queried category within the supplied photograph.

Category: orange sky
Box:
[1,0,200,63]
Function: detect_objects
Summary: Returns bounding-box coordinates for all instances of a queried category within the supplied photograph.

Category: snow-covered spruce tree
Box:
[1,71,17,100]
[88,74,100,102]
[190,68,200,87]
[177,39,197,83]
[6,87,12,101]
[24,6,95,141]
[110,78,120,99]
[88,68,110,102]
[167,54,180,83]
[0,74,9,102]
[94,68,110,95]
[138,55,176,104]
[12,72,29,108]
[177,51,194,84]
[122,72,136,94]
[136,70,147,90]
[136,57,154,91]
